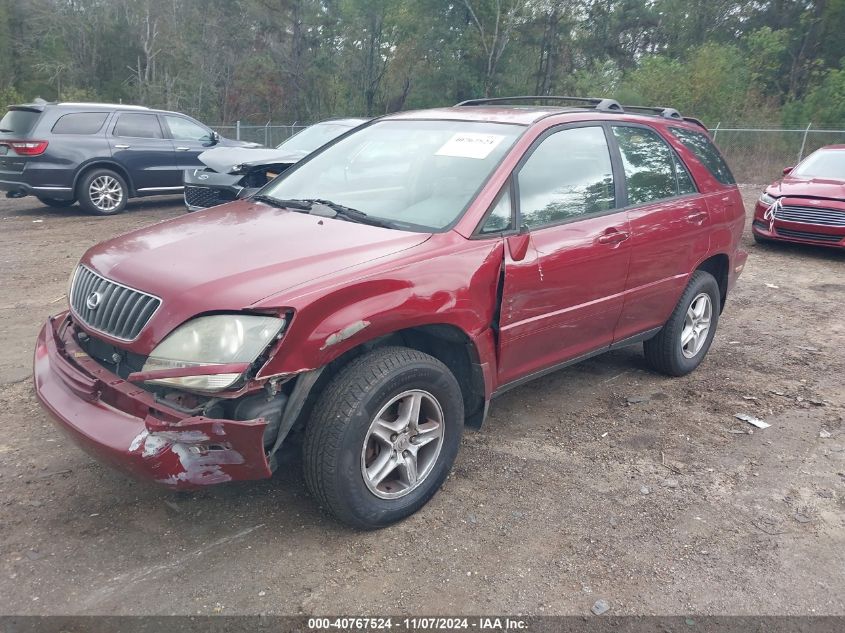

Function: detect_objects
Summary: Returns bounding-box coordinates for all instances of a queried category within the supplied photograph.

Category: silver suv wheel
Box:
[88,175,124,212]
[361,389,445,499]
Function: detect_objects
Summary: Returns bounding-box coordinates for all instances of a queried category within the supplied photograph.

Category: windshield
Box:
[792,149,845,179]
[0,109,40,135]
[263,119,523,231]
[276,121,360,152]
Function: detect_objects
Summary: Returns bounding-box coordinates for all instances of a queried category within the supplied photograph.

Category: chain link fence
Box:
[212,120,845,185]
[212,122,309,148]
[710,125,845,184]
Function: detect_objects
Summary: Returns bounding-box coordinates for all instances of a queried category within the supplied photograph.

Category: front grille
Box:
[776,204,845,227]
[775,227,843,243]
[184,184,236,209]
[69,266,160,340]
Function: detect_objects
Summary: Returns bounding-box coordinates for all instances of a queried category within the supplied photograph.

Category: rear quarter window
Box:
[0,109,40,136]
[669,127,736,185]
[51,112,109,135]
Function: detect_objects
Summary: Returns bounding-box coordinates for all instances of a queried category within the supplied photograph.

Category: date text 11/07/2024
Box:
[307,617,529,630]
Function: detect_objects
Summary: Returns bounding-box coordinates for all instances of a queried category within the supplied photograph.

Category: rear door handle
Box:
[114,144,130,149]
[597,228,630,245]
[686,210,708,224]
[175,146,191,151]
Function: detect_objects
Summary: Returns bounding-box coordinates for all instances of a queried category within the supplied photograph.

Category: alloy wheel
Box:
[88,175,123,212]
[680,292,712,358]
[361,389,445,500]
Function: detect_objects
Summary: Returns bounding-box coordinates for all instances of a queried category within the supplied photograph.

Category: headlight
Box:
[140,314,285,392]
[759,192,777,205]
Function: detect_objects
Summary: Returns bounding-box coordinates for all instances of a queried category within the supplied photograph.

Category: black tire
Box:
[36,197,76,208]
[77,168,128,215]
[303,346,464,529]
[643,270,721,377]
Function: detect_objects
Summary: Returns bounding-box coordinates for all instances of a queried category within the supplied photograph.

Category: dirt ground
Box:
[0,187,843,616]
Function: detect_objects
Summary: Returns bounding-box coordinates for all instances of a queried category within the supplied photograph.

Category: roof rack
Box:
[57,102,150,110]
[455,95,624,113]
[454,96,704,126]
[620,105,682,120]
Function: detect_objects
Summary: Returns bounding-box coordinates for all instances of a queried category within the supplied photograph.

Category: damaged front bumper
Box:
[33,313,273,488]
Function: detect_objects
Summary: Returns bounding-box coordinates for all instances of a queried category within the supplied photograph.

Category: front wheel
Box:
[643,270,721,376]
[303,346,464,529]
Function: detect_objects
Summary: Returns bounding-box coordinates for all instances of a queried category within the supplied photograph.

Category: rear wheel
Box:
[303,346,464,529]
[643,270,721,376]
[37,197,75,208]
[77,168,128,215]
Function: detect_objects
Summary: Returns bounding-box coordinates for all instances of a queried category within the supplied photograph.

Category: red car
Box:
[752,145,845,248]
[34,97,747,528]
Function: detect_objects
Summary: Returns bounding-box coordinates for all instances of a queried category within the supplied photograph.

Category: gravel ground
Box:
[0,187,843,616]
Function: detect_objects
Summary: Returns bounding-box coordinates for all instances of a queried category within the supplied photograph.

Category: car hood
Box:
[768,175,845,201]
[198,146,307,174]
[81,201,431,346]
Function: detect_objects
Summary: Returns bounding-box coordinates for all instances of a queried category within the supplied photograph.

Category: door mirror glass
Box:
[783,166,793,175]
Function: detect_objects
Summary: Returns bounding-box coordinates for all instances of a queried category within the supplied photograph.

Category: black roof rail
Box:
[621,105,683,120]
[453,96,711,129]
[682,116,710,133]
[455,95,623,113]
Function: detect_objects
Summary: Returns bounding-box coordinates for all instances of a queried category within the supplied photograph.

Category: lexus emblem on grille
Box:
[198,174,209,180]
[86,291,103,310]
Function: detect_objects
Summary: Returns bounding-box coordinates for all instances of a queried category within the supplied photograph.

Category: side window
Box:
[164,115,212,142]
[479,187,513,234]
[517,126,615,229]
[114,113,163,139]
[675,154,697,195]
[612,126,681,206]
[669,126,736,185]
[51,112,108,134]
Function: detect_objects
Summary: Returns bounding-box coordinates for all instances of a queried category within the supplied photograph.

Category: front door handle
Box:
[114,144,130,149]
[597,228,630,245]
[686,210,708,224]
[175,146,191,151]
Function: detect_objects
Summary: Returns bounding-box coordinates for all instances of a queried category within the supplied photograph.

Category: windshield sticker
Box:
[435,133,505,159]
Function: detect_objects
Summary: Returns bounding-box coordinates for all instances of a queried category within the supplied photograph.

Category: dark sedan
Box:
[752,145,845,248]
[183,118,368,211]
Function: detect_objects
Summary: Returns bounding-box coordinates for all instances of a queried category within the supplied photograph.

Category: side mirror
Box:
[210,130,220,145]
[782,166,793,175]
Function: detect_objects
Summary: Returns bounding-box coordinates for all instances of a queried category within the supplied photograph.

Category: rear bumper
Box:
[33,314,272,488]
[0,178,74,200]
[728,248,748,292]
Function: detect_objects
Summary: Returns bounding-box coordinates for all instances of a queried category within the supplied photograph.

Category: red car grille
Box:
[776,204,845,227]
[69,265,160,341]
[775,227,843,243]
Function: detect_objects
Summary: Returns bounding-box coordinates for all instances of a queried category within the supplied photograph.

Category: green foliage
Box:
[0,0,843,126]
[784,67,845,129]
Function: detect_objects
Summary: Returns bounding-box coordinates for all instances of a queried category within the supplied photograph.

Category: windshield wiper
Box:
[303,198,396,228]
[251,194,311,211]
[256,196,395,228]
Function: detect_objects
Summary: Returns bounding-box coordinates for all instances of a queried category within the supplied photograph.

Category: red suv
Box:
[34,97,747,528]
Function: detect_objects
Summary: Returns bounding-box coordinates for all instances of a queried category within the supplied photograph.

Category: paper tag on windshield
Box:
[435,133,505,159]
